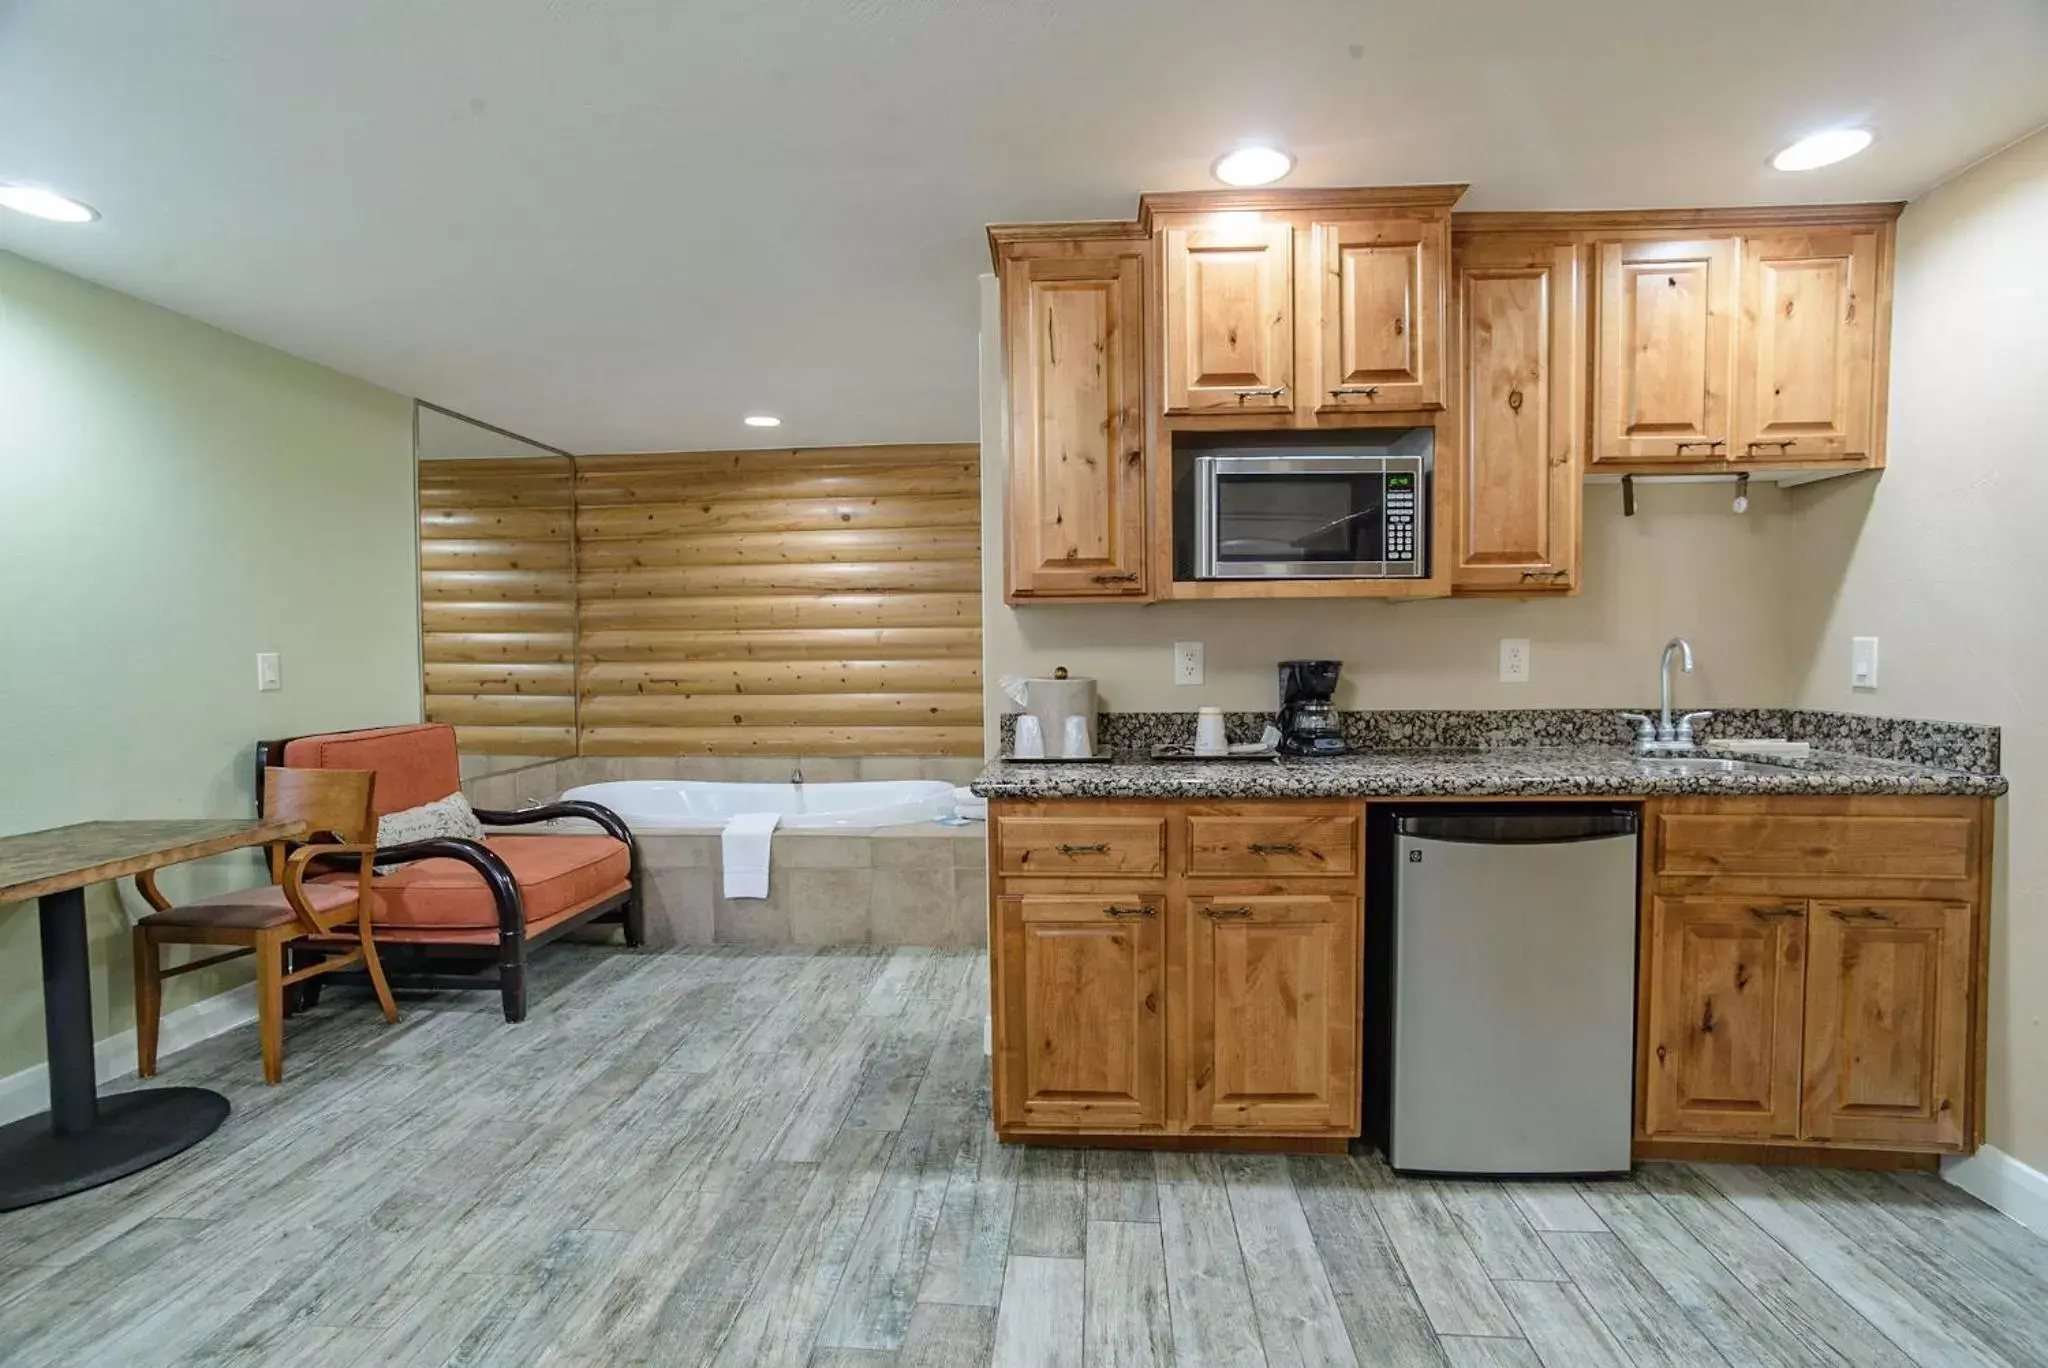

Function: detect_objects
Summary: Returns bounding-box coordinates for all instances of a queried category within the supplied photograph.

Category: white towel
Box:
[721,811,780,899]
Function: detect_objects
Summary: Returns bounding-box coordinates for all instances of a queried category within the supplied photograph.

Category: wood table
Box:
[0,818,303,1210]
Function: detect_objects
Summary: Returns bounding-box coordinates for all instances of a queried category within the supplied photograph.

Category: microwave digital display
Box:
[1190,440,1431,581]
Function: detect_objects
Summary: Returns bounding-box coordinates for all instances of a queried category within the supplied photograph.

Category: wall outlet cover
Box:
[1174,641,1204,686]
[1852,636,1880,690]
[1499,638,1531,684]
[256,651,282,692]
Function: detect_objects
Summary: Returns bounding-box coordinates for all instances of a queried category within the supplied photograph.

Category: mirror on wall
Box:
[415,403,576,766]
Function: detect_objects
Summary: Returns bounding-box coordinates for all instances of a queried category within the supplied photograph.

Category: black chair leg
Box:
[499,961,527,1023]
[623,897,645,948]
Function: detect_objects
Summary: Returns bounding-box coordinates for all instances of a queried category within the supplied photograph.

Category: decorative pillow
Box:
[376,791,487,846]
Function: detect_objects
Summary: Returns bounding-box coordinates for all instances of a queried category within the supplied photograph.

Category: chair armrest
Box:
[283,842,377,931]
[473,800,634,846]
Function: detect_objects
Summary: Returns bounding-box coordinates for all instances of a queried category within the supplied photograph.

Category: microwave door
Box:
[1206,471,1388,577]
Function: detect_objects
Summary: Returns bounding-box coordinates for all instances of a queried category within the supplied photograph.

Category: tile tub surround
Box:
[996,708,2002,773]
[636,823,987,949]
[972,745,2007,801]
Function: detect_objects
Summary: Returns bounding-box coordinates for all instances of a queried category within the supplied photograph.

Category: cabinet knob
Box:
[1202,905,1255,920]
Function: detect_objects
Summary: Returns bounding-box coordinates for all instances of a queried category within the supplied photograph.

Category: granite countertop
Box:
[970,745,2009,801]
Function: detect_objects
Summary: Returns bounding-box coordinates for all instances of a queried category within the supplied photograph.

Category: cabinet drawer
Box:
[1654,811,1976,882]
[1185,814,1360,877]
[995,816,1166,876]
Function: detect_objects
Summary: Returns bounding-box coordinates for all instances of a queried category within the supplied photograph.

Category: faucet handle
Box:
[1616,712,1657,749]
[1675,710,1715,745]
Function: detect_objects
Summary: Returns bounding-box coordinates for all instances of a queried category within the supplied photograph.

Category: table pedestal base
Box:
[0,1088,230,1211]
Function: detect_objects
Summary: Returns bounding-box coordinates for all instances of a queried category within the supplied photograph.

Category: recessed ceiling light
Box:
[1212,147,1295,188]
[1771,129,1873,172]
[743,414,782,428]
[0,183,98,223]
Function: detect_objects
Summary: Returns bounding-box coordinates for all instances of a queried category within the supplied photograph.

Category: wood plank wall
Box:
[574,445,982,756]
[418,457,579,755]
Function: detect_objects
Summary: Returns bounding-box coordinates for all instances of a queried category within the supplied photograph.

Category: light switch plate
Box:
[256,651,281,692]
[1852,636,1880,690]
[1499,638,1530,684]
[1174,641,1204,686]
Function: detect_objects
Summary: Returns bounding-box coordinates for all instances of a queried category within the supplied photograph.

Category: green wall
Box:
[0,251,422,1080]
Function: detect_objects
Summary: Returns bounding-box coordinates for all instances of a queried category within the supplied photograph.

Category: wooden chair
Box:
[134,768,399,1084]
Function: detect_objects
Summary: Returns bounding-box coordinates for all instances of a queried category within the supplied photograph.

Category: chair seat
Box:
[315,834,630,931]
[138,880,361,931]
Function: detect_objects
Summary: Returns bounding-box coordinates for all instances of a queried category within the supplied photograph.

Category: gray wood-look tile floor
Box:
[3,945,2044,1368]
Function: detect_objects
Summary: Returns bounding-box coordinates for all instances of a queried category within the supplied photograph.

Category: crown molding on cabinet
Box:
[1453,201,1903,235]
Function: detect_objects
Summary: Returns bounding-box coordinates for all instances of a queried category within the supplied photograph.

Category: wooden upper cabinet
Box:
[1001,240,1149,599]
[1450,238,1584,593]
[1161,220,1294,414]
[1802,900,1972,1150]
[1735,232,1880,461]
[1592,238,1739,464]
[1181,892,1360,1133]
[994,893,1167,1131]
[1642,896,1806,1141]
[1316,217,1446,412]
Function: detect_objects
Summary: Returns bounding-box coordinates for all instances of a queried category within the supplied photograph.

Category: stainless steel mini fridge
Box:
[1387,806,1639,1176]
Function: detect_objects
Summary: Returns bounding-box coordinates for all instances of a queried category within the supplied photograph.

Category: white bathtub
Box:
[559,779,957,833]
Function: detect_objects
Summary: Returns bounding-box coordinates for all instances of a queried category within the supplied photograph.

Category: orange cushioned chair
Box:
[255,724,642,1022]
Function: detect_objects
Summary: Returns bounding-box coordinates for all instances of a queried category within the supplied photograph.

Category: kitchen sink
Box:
[1633,756,1785,776]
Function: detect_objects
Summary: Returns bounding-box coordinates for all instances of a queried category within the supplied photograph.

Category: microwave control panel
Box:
[1386,471,1419,569]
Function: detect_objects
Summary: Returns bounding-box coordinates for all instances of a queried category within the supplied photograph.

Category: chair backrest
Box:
[263,767,378,845]
[268,724,461,818]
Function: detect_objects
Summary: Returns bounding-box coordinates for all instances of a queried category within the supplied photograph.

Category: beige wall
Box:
[0,252,421,1079]
[977,275,1798,740]
[1780,128,2048,1171]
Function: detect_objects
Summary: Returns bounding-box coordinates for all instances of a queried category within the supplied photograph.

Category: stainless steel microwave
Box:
[1191,433,1432,580]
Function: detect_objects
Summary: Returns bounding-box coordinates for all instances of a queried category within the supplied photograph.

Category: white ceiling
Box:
[4,0,2046,454]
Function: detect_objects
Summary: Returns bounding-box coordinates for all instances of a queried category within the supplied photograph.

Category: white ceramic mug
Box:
[1061,714,1093,759]
[1014,714,1045,759]
[1194,707,1227,756]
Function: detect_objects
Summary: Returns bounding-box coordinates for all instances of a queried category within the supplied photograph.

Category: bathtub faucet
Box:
[790,763,804,786]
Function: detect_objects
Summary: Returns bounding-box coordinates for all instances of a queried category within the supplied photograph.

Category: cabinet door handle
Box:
[1830,906,1894,923]
[1748,905,1804,921]
[1675,439,1727,456]
[1746,439,1798,455]
[1202,905,1255,920]
[1248,842,1302,855]
[1233,386,1288,403]
[1056,843,1109,856]
[1330,385,1380,399]
[1090,572,1139,584]
[1520,569,1571,581]
[1104,904,1157,919]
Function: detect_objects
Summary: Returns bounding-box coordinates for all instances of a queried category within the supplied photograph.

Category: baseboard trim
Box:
[0,982,257,1128]
[1943,1145,2048,1235]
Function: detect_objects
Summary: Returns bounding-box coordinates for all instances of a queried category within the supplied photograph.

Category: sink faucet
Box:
[1619,637,1713,754]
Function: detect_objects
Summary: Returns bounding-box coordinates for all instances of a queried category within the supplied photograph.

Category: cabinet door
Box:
[1182,893,1360,1133]
[1316,217,1446,412]
[993,893,1166,1131]
[1002,244,1149,599]
[1734,232,1879,462]
[1161,220,1294,413]
[1642,897,1806,1140]
[1802,900,1972,1150]
[1592,238,1739,463]
[1451,239,1584,592]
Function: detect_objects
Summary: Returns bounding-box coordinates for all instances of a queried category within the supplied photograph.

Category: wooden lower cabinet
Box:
[1182,892,1360,1132]
[994,892,1166,1131]
[1638,796,1991,1157]
[990,798,1365,1146]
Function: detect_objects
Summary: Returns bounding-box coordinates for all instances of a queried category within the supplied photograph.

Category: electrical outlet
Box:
[1174,641,1204,686]
[256,651,282,692]
[1499,638,1530,684]
[1852,636,1880,690]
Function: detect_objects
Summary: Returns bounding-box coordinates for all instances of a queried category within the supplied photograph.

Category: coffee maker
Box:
[1277,660,1348,756]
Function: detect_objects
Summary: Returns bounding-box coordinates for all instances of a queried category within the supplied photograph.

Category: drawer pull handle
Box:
[1747,439,1798,455]
[1104,904,1157,919]
[1056,843,1110,856]
[1234,386,1288,403]
[1830,906,1894,923]
[1090,571,1139,584]
[1248,842,1303,856]
[1749,906,1804,921]
[1330,385,1380,399]
[1203,905,1255,920]
[1675,439,1727,456]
